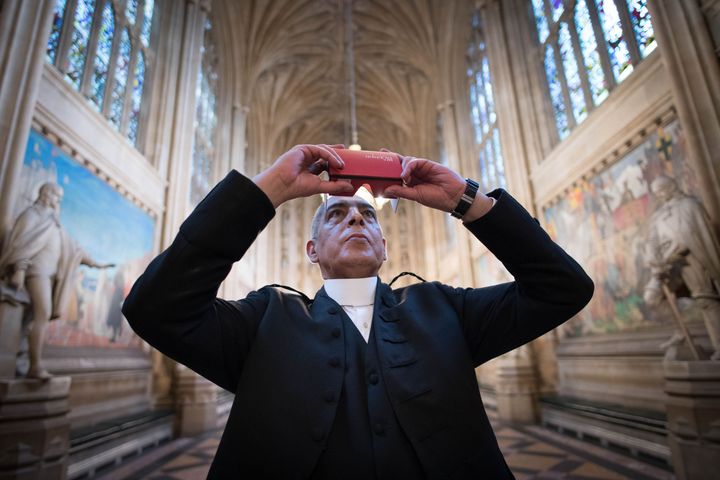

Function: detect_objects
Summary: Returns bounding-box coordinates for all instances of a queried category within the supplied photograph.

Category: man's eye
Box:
[364,210,376,218]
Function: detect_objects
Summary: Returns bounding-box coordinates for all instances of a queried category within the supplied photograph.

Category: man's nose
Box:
[347,207,365,225]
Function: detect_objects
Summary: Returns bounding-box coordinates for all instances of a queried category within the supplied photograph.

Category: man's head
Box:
[36,183,64,210]
[650,175,679,204]
[306,196,387,279]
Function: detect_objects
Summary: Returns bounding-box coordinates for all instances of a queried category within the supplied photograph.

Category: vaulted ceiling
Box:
[213,0,474,168]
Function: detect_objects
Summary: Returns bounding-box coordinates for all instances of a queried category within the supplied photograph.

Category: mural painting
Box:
[13,129,155,349]
[543,120,704,337]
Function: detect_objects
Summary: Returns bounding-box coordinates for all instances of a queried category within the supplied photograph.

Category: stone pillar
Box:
[437,101,472,286]
[161,0,209,247]
[155,0,219,436]
[647,0,720,225]
[701,0,720,59]
[480,0,536,207]
[0,0,54,239]
[229,104,249,175]
[478,0,545,424]
[172,365,217,437]
[495,347,539,424]
[663,360,720,480]
[0,377,71,480]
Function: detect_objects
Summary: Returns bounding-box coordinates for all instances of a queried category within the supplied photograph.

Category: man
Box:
[643,175,720,360]
[123,144,593,479]
[0,182,113,379]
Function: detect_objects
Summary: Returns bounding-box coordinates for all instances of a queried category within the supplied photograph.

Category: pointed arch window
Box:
[467,10,506,194]
[190,19,220,206]
[530,0,656,141]
[45,0,157,150]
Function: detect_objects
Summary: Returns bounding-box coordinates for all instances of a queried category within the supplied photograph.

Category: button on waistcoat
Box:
[311,309,425,479]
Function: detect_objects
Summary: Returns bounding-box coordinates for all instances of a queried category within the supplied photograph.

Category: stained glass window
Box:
[66,0,95,87]
[467,10,506,193]
[45,0,158,150]
[47,0,68,63]
[530,0,656,143]
[575,0,608,104]
[90,1,114,109]
[545,45,569,139]
[109,28,131,129]
[128,52,145,143]
[190,20,219,206]
[559,23,587,123]
[141,0,155,46]
[627,0,656,58]
[531,0,549,43]
[126,0,138,24]
[595,0,633,82]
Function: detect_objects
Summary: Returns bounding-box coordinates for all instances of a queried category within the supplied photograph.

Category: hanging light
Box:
[346,0,361,151]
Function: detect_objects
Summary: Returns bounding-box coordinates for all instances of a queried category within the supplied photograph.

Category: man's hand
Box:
[383,154,495,221]
[253,144,355,208]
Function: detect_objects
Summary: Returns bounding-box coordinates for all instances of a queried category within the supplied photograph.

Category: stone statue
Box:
[643,175,720,361]
[0,182,113,379]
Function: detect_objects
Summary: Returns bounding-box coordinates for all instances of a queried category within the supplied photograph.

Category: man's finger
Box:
[317,144,345,169]
[384,185,419,201]
[401,157,422,182]
[317,180,355,195]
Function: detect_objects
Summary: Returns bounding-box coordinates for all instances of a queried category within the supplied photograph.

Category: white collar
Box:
[324,276,377,307]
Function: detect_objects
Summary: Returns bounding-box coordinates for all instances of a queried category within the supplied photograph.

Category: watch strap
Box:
[451,178,479,219]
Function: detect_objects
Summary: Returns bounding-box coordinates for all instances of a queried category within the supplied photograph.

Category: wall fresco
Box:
[542,120,704,337]
[13,129,155,349]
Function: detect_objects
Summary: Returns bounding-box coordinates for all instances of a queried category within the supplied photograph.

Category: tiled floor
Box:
[97,422,674,479]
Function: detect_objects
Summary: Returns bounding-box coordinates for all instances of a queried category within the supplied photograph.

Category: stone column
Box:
[494,348,539,424]
[480,0,535,207]
[478,0,544,424]
[700,0,720,58]
[172,364,217,437]
[159,0,219,436]
[161,0,209,247]
[663,360,720,480]
[0,377,71,480]
[647,0,720,225]
[438,101,472,286]
[0,0,54,240]
[229,104,249,175]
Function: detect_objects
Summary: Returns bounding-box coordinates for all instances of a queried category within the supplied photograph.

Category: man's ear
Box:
[306,239,319,264]
[382,237,388,261]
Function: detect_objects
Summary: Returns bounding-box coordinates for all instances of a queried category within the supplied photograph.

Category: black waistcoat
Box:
[311,308,425,480]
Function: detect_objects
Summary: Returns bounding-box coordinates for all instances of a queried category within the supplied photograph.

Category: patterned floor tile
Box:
[97,421,675,480]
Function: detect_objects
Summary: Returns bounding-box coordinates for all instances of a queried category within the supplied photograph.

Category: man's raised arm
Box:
[122,145,353,392]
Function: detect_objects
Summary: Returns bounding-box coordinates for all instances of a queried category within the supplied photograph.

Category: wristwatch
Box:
[451,178,479,219]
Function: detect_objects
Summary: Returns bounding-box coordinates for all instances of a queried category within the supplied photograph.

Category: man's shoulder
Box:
[388,279,454,300]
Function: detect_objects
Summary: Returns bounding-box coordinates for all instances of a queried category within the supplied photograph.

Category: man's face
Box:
[40,186,63,209]
[306,197,387,279]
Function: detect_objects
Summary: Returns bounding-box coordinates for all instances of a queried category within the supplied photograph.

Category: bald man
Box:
[124,144,593,479]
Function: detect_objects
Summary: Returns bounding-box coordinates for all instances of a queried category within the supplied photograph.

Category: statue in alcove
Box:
[643,175,720,361]
[0,182,114,379]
